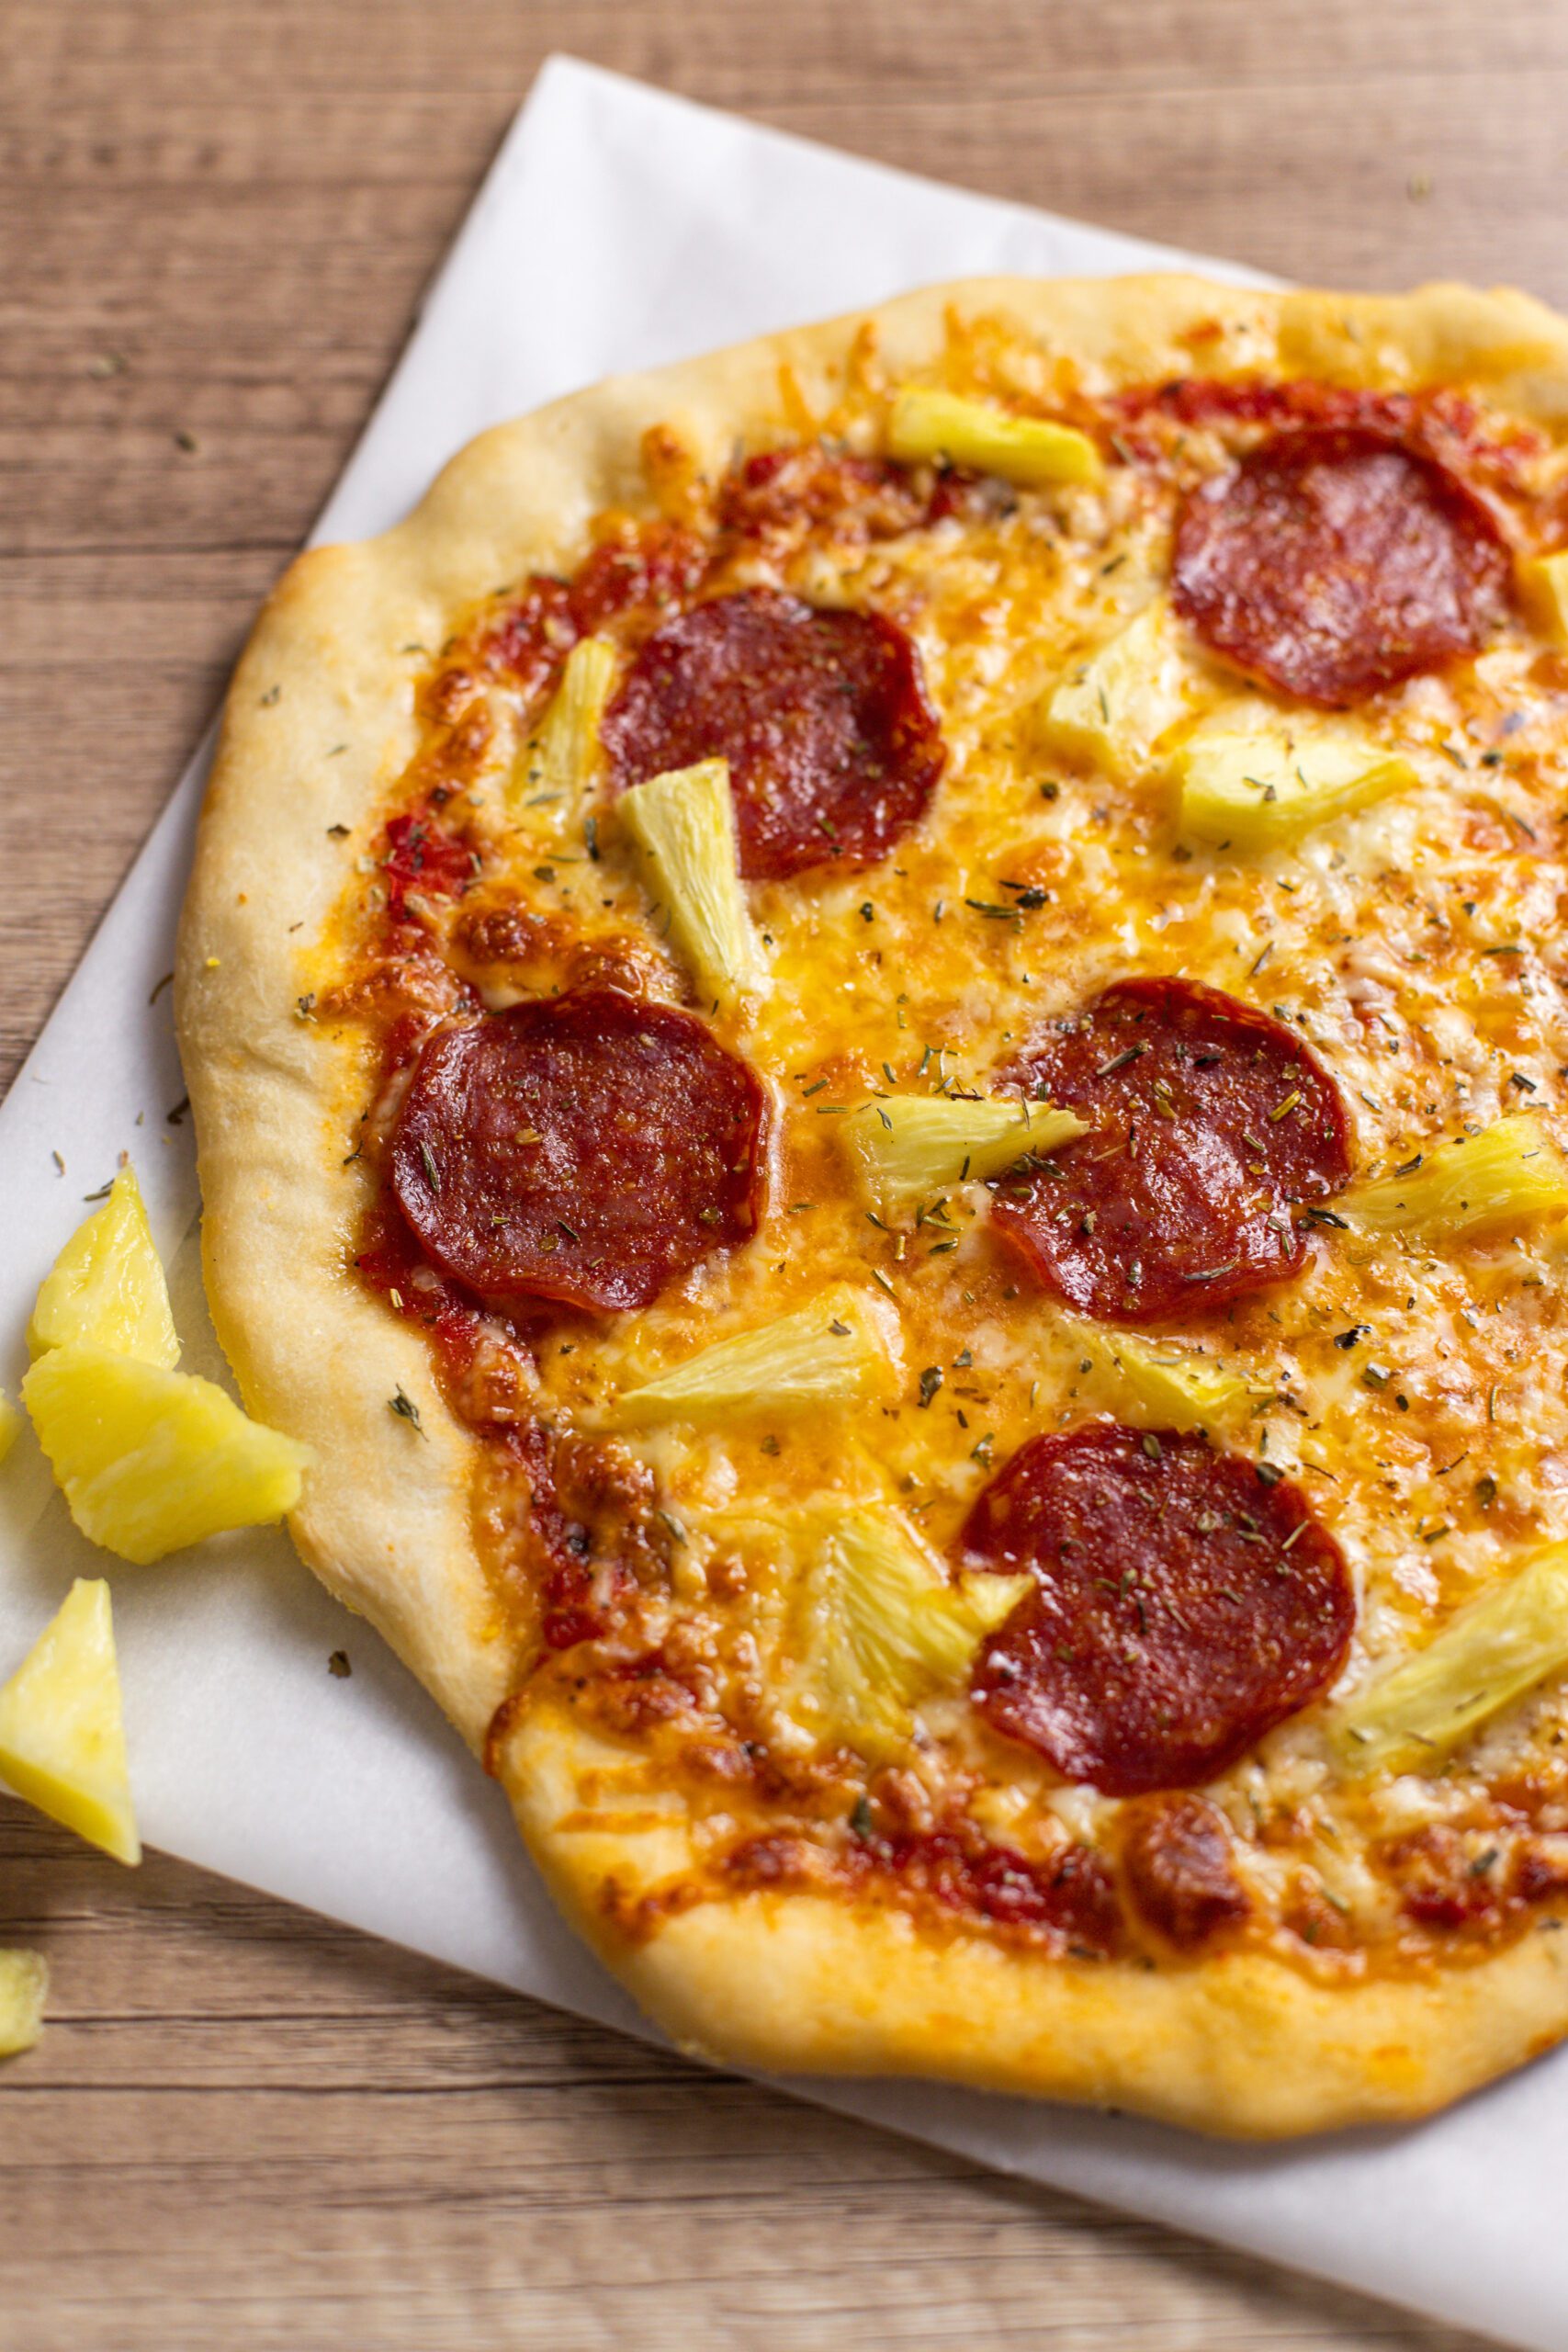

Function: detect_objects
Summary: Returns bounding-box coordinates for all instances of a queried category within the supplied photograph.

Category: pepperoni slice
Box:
[601,587,945,880]
[1172,425,1511,707]
[389,989,767,1316]
[964,1423,1354,1795]
[990,976,1351,1323]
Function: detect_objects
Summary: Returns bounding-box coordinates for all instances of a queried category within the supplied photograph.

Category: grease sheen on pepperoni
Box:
[991,976,1351,1323]
[389,989,767,1316]
[1172,425,1511,707]
[964,1423,1354,1795]
[601,587,945,880]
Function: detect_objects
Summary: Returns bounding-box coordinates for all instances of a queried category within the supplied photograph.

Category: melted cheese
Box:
[330,347,1568,1956]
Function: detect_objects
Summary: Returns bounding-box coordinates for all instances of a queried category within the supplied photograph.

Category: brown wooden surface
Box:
[1,4,1559,2345]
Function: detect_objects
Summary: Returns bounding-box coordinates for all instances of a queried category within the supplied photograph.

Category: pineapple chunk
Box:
[0,1949,48,2058]
[1171,703,1418,849]
[609,1286,894,1427]
[1068,1321,1252,1434]
[0,1579,139,1863]
[887,386,1103,489]
[23,1344,310,1566]
[0,1388,19,1463]
[1339,1116,1568,1238]
[844,1094,1085,1217]
[1040,601,1191,777]
[1333,1544,1568,1777]
[1522,548,1568,644]
[791,1506,1032,1755]
[27,1164,178,1368]
[618,758,768,1009]
[510,636,617,830]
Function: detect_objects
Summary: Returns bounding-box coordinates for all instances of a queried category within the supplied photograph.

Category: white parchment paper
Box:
[2,56,1562,2347]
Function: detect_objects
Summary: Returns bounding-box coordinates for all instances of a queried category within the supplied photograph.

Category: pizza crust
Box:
[176,273,1568,2131]
[502,1695,1568,2138]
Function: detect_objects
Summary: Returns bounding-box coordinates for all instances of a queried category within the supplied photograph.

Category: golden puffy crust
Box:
[173,534,507,1745]
[177,274,1568,2120]
[501,1696,1568,2139]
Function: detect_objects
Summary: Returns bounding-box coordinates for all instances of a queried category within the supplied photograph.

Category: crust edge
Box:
[502,1697,1568,2140]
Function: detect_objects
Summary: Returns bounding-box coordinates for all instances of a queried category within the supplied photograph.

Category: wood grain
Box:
[0,4,1555,2344]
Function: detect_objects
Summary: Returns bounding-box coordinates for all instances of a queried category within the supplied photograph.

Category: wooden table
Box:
[2,5,1557,2344]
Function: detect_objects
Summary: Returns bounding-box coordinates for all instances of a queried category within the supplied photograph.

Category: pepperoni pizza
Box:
[177,278,1568,2135]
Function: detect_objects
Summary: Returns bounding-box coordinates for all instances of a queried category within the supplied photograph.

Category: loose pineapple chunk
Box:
[1040,601,1190,777]
[1171,702,1417,849]
[0,1949,48,2058]
[618,758,768,1009]
[886,386,1103,489]
[1333,1544,1568,1777]
[0,1388,19,1463]
[1068,1321,1252,1434]
[609,1286,894,1427]
[1522,548,1568,644]
[844,1094,1085,1217]
[510,636,617,826]
[23,1344,310,1566]
[1339,1116,1568,1238]
[27,1164,178,1368]
[792,1506,1032,1754]
[0,1579,139,1864]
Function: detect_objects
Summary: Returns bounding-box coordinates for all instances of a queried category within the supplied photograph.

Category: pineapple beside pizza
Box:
[0,1162,314,2052]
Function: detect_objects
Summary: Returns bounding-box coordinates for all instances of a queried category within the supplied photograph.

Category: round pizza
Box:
[176,275,1568,2137]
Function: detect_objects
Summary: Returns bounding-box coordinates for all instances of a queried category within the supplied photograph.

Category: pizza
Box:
[175,275,1568,2137]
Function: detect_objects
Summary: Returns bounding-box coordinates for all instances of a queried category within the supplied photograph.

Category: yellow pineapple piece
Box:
[23,1344,310,1566]
[1522,548,1568,644]
[1066,1321,1252,1435]
[1339,1116,1568,1238]
[27,1163,178,1368]
[844,1093,1084,1218]
[1040,601,1193,777]
[0,1578,139,1864]
[511,636,617,832]
[609,1286,894,1426]
[0,1388,19,1463]
[887,386,1103,489]
[1171,703,1418,849]
[1333,1544,1568,1777]
[618,758,768,1009]
[790,1506,1031,1757]
[0,1948,49,2057]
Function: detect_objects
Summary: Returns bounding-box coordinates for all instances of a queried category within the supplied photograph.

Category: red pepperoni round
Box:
[964,1423,1354,1795]
[1172,425,1511,706]
[601,587,945,880]
[389,989,768,1316]
[991,976,1351,1323]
